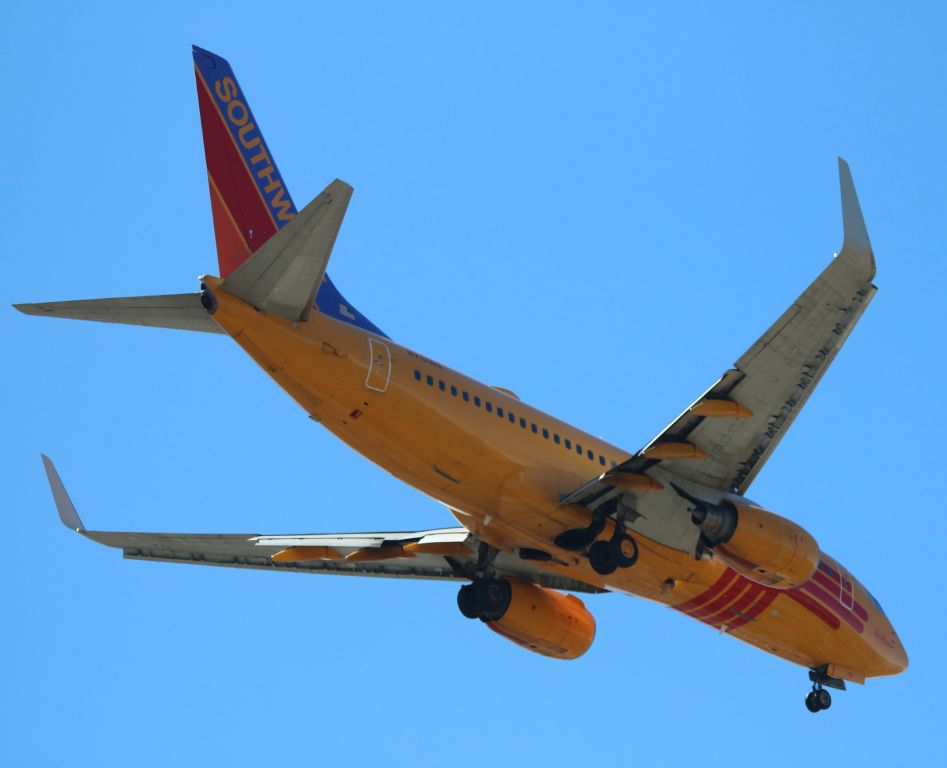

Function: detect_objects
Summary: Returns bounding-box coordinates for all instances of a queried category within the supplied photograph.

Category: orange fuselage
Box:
[206,277,907,682]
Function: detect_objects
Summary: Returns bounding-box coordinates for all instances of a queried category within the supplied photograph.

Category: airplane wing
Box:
[42,456,600,594]
[567,159,877,509]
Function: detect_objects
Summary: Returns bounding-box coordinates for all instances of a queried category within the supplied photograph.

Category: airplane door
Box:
[365,338,391,393]
[839,566,855,611]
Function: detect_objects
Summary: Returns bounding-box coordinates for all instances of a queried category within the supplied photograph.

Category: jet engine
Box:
[690,494,820,589]
[458,578,596,660]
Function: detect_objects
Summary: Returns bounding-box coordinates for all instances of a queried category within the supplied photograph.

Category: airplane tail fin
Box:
[192,45,386,336]
[193,45,295,276]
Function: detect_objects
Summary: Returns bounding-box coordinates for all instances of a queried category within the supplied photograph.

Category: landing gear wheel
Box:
[475,578,512,621]
[805,692,820,713]
[457,583,480,619]
[816,689,832,710]
[610,532,639,568]
[588,540,618,575]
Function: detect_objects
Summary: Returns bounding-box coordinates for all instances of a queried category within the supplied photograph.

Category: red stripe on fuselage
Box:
[801,582,864,633]
[195,67,276,276]
[787,589,841,630]
[673,569,741,615]
[707,581,764,627]
[723,588,778,631]
[812,569,869,622]
[690,577,751,623]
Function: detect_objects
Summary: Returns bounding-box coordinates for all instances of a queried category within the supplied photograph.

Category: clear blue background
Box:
[3,2,945,764]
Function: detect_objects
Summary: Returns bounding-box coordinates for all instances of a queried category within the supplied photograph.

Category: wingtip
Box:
[40,455,86,532]
[837,157,876,279]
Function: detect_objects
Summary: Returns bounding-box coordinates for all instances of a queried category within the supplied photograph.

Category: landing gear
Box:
[586,524,640,576]
[457,578,512,622]
[805,688,832,713]
[554,511,607,551]
[805,692,820,713]
[805,665,844,713]
[587,540,617,575]
[553,498,641,576]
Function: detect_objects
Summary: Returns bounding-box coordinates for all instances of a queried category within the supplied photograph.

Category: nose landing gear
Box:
[805,665,845,713]
[805,688,832,713]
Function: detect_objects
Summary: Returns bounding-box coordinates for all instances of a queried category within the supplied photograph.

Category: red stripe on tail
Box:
[194,66,278,276]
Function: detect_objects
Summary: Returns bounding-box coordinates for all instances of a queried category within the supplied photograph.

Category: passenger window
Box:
[475,396,481,407]
[587,449,594,460]
[414,370,421,381]
[565,439,571,449]
[554,434,560,444]
[509,412,515,423]
[542,428,549,439]
[520,417,527,428]
[450,385,457,396]
[497,407,504,418]
[486,402,493,413]
[438,380,446,391]
[531,423,538,434]
[576,444,583,455]
[463,391,470,402]
[426,374,434,386]
[599,455,606,466]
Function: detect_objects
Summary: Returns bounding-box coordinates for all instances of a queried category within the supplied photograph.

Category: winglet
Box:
[838,157,876,279]
[41,455,85,532]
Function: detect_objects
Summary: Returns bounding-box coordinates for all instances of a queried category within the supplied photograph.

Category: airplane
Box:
[16,46,906,713]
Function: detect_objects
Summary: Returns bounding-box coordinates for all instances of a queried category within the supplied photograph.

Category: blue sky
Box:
[3,2,945,764]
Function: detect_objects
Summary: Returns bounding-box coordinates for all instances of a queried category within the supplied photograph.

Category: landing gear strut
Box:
[457,578,512,622]
[554,501,640,576]
[587,519,639,576]
[805,665,845,713]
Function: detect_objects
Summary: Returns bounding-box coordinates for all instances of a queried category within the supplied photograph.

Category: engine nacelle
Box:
[486,579,596,660]
[696,500,820,590]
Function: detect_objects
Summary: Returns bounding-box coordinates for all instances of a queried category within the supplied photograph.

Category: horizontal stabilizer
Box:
[13,293,223,334]
[220,179,353,322]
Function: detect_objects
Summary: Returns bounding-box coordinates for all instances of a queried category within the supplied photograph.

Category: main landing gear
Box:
[555,505,639,576]
[805,665,845,713]
[587,530,639,576]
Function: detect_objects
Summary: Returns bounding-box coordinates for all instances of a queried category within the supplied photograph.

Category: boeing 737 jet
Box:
[17,46,906,712]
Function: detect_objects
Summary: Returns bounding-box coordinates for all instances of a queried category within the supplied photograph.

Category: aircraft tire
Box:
[588,540,618,575]
[805,692,820,712]
[816,689,832,710]
[610,532,639,568]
